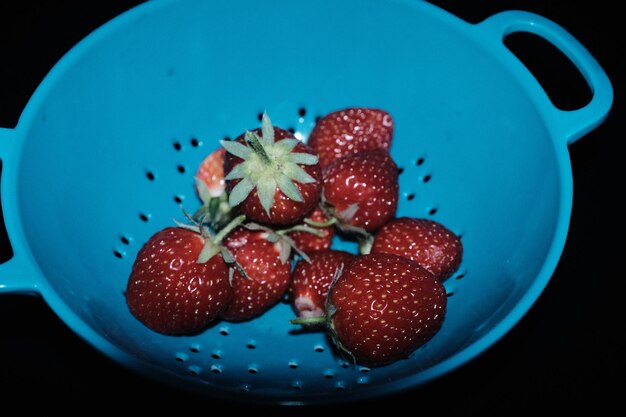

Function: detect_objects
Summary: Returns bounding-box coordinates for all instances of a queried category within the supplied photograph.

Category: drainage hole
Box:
[298,107,307,117]
[423,174,432,183]
[190,138,200,147]
[146,171,155,181]
[173,141,182,151]
[177,165,186,174]
[357,376,370,385]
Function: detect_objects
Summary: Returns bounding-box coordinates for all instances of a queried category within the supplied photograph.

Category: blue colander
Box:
[0,0,612,404]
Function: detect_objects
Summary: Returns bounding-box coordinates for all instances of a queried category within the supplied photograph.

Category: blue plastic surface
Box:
[0,0,613,404]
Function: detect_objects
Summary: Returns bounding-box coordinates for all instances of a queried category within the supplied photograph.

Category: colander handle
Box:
[0,127,39,294]
[478,11,613,146]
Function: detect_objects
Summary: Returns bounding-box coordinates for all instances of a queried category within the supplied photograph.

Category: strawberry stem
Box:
[245,131,272,165]
[279,224,325,238]
[358,234,374,255]
[213,214,246,244]
[304,217,338,228]
[197,240,221,263]
[290,316,327,325]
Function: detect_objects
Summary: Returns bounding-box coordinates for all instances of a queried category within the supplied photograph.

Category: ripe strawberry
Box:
[222,113,322,225]
[288,206,335,252]
[326,253,446,366]
[221,226,292,321]
[290,250,355,318]
[371,217,463,281]
[322,149,399,232]
[196,147,226,198]
[308,107,394,168]
[125,225,236,335]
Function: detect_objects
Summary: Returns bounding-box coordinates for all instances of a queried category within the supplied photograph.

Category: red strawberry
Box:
[125,226,233,335]
[322,149,399,232]
[196,147,226,198]
[308,107,394,168]
[290,250,355,318]
[221,226,292,321]
[288,206,335,252]
[371,217,463,281]
[222,113,322,225]
[326,253,446,366]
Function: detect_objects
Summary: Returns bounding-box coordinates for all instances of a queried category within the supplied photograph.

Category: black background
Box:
[0,1,623,412]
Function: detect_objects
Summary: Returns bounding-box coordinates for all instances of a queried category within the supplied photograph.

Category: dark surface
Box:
[0,1,623,412]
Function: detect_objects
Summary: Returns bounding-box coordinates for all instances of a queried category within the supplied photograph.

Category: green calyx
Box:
[319,196,373,246]
[192,180,232,231]
[221,112,319,217]
[174,212,249,283]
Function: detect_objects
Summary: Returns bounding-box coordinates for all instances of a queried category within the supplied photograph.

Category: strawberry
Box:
[371,217,463,281]
[125,216,247,335]
[288,206,335,252]
[290,250,355,318]
[308,107,394,168]
[196,147,226,198]
[322,149,399,232]
[292,253,446,366]
[220,226,293,322]
[193,147,232,230]
[222,113,322,225]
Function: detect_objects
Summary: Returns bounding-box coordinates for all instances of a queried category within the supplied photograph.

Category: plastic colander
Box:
[0,0,612,405]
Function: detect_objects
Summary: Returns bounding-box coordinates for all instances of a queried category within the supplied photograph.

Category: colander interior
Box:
[15,0,563,401]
